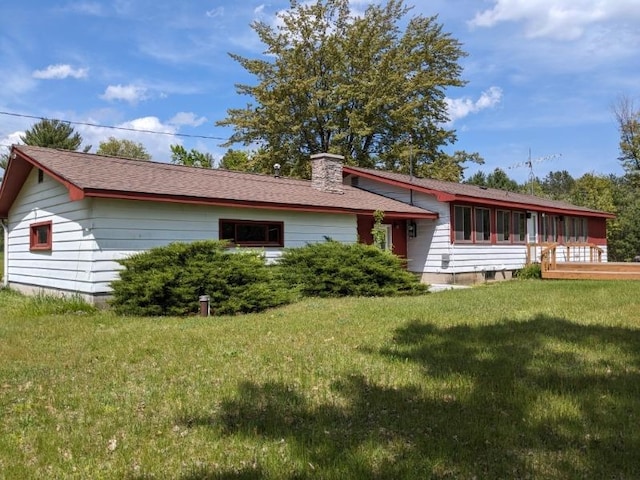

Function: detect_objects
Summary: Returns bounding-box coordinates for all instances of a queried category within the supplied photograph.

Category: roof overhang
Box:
[343,166,616,219]
[343,166,456,202]
[0,147,85,218]
[0,147,436,220]
[79,189,436,219]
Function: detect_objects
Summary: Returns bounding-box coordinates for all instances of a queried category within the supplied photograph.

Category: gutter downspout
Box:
[1,220,7,287]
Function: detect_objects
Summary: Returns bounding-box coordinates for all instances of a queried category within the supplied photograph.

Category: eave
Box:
[450,195,616,219]
[80,189,437,219]
[343,166,615,219]
[343,166,456,202]
[0,147,436,220]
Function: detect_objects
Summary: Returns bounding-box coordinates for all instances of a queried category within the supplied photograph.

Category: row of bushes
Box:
[110,240,428,316]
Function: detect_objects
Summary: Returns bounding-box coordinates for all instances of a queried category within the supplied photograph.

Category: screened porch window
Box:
[513,212,527,243]
[496,210,511,242]
[565,217,588,242]
[454,205,472,242]
[475,207,491,243]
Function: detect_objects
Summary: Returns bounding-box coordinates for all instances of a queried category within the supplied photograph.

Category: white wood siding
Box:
[8,173,358,298]
[351,177,531,274]
[7,169,95,294]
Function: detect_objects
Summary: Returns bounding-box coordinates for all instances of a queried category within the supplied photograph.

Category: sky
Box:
[1,0,639,183]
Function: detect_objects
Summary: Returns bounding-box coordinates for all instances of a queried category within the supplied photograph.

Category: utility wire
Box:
[0,110,227,141]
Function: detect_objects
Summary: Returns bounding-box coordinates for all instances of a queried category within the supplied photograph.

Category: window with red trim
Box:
[513,212,527,243]
[219,219,284,247]
[474,207,491,243]
[453,205,472,242]
[30,221,52,251]
[496,210,511,242]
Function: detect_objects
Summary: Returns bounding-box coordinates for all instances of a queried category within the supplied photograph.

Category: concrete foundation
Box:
[418,269,516,286]
[8,282,111,308]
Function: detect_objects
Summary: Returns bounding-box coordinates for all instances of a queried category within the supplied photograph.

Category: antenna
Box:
[508,148,562,195]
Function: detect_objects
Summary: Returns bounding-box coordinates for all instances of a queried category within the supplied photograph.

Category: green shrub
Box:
[516,263,542,280]
[276,239,428,297]
[110,241,292,316]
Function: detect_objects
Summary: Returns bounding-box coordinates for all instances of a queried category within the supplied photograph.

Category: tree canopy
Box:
[96,137,151,160]
[219,149,256,171]
[20,119,88,151]
[170,145,214,168]
[465,167,519,192]
[217,0,468,178]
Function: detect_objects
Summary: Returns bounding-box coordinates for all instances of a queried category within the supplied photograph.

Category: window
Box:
[542,214,559,242]
[566,217,588,242]
[496,210,511,242]
[30,221,52,251]
[219,219,284,247]
[454,206,472,242]
[513,212,527,243]
[475,207,491,242]
[578,218,588,242]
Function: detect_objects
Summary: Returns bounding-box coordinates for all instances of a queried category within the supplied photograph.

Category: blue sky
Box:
[1,0,639,183]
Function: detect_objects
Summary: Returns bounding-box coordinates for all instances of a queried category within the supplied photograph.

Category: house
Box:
[0,145,614,304]
[0,146,435,305]
[342,165,614,284]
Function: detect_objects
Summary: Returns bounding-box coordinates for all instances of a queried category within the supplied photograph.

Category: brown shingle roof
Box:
[344,165,614,218]
[0,146,436,219]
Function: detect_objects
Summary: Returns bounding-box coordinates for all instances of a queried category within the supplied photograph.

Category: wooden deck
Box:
[539,242,640,280]
[542,261,640,280]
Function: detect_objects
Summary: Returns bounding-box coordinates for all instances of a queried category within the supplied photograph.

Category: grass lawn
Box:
[1,280,640,479]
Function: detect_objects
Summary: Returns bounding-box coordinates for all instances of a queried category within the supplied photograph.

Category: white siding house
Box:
[344,166,614,284]
[0,147,434,304]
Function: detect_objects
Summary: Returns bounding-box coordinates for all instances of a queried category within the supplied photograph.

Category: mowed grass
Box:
[1,281,640,479]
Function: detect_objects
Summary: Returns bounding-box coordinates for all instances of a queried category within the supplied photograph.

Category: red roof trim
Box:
[82,189,438,219]
[343,166,456,202]
[0,154,33,217]
[451,195,615,218]
[344,166,615,219]
[0,146,437,220]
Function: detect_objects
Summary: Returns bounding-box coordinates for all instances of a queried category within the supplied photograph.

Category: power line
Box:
[0,110,228,141]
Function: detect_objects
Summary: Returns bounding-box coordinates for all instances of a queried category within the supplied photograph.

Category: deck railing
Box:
[528,242,603,268]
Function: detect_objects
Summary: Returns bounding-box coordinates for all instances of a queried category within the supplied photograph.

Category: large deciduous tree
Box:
[20,118,89,151]
[97,137,151,160]
[217,0,468,178]
[613,96,640,173]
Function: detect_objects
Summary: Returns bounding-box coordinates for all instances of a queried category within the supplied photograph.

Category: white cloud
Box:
[58,2,106,16]
[120,116,177,135]
[169,112,207,127]
[1,131,24,152]
[469,0,640,40]
[79,116,179,161]
[100,84,148,104]
[446,86,503,123]
[32,64,88,80]
[206,7,224,18]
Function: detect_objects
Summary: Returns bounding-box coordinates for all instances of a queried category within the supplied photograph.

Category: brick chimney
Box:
[310,153,344,194]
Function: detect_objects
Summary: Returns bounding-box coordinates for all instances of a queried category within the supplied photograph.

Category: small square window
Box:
[30,221,52,251]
